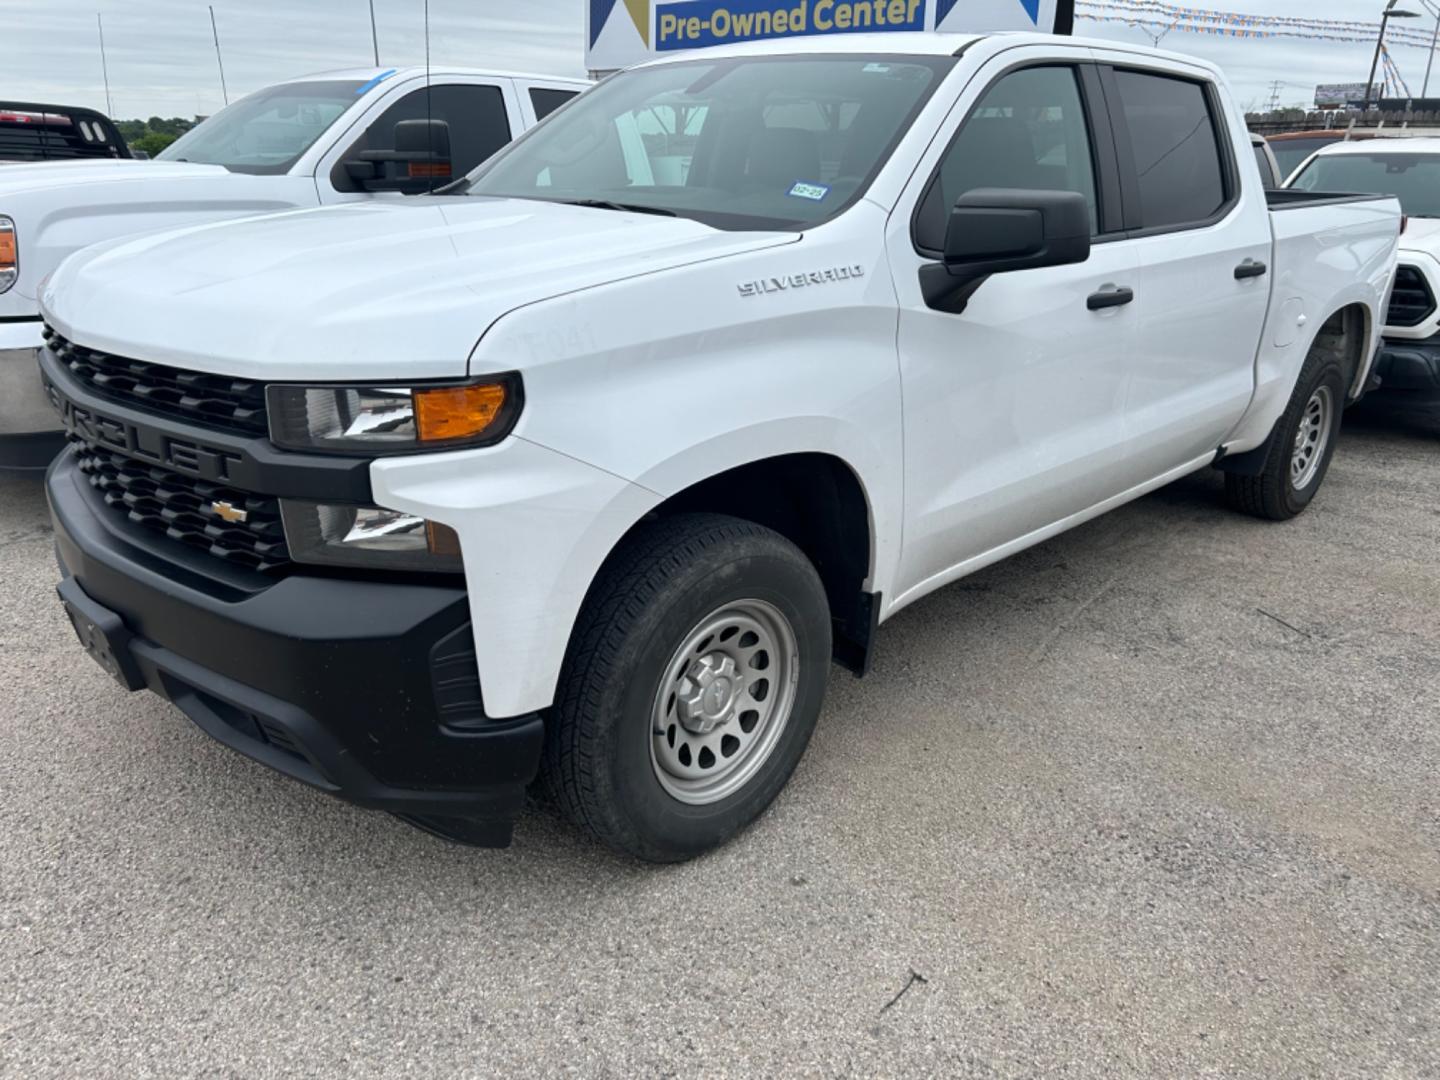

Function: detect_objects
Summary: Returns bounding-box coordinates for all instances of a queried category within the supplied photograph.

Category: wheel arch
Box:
[1219,300,1370,477]
[584,449,883,675]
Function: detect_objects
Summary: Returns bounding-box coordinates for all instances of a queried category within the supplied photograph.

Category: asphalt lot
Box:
[1,402,1437,1078]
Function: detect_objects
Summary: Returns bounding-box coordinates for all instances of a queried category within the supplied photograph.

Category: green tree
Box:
[130,131,179,156]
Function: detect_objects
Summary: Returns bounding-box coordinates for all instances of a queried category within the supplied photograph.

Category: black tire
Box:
[542,513,832,862]
[1226,348,1346,521]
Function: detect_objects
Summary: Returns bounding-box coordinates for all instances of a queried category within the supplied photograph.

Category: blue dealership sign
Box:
[655,0,926,51]
[587,0,1072,70]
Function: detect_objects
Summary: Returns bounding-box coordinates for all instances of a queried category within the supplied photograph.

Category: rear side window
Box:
[1110,69,1229,230]
[530,88,579,121]
[334,83,512,191]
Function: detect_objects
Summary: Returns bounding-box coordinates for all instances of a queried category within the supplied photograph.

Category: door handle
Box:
[1234,258,1268,280]
[1086,285,1134,311]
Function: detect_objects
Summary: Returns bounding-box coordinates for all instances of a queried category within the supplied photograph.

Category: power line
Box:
[1076,1,1440,48]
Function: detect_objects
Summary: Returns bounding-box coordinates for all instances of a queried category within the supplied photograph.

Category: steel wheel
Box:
[1290,384,1333,491]
[649,598,799,806]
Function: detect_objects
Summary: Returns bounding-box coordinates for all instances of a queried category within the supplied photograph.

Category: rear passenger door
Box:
[1094,58,1272,481]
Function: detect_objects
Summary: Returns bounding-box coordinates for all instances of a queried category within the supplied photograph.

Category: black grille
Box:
[70,436,291,572]
[45,327,269,436]
[1386,265,1436,328]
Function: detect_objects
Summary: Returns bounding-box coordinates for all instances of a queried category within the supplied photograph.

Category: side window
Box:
[530,88,579,121]
[1110,70,1228,229]
[915,66,1098,251]
[334,83,512,191]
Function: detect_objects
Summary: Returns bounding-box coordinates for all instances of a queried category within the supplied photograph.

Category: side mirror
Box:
[343,118,453,194]
[921,188,1092,313]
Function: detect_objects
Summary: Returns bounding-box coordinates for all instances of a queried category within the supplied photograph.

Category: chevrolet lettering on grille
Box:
[45,377,239,483]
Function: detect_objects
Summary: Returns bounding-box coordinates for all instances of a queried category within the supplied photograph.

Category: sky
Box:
[0,0,1435,119]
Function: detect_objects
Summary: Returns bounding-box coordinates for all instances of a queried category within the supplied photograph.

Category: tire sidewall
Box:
[594,549,830,860]
[1280,358,1346,515]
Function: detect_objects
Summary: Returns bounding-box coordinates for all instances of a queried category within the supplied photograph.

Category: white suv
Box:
[1288,137,1440,410]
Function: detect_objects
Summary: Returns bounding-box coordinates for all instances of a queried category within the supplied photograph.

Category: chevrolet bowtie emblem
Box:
[210,500,249,524]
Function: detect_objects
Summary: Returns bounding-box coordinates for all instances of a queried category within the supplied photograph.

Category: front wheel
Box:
[1226,349,1346,520]
[542,513,832,861]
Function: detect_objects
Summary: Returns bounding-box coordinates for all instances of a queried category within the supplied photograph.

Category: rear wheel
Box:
[543,513,831,861]
[1226,349,1346,520]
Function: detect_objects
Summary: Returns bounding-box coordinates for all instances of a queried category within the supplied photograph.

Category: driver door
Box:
[885,54,1140,604]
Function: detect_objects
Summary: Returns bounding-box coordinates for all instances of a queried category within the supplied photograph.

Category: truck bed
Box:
[1266,189,1394,211]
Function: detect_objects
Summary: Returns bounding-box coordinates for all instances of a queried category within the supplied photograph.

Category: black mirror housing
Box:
[944,188,1091,275]
[343,118,454,194]
[921,188,1092,313]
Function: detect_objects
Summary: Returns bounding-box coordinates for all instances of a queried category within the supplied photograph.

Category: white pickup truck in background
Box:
[0,65,587,467]
[39,33,1399,860]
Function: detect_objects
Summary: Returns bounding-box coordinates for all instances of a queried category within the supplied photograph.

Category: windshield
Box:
[157,79,364,174]
[1290,152,1440,216]
[464,55,953,230]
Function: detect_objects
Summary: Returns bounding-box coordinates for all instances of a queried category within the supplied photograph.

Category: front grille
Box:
[44,327,269,436]
[70,436,291,572]
[1386,265,1436,328]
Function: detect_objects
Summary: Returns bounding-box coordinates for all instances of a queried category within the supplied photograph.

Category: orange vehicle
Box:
[1266,130,1378,182]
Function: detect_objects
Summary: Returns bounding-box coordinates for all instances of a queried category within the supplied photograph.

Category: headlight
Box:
[0,217,16,294]
[280,500,462,573]
[266,375,522,455]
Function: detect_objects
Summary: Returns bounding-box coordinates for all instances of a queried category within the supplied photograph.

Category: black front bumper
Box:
[1372,337,1440,404]
[0,429,66,470]
[47,451,543,847]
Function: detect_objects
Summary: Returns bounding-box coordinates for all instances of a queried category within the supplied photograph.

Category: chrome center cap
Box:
[676,653,743,734]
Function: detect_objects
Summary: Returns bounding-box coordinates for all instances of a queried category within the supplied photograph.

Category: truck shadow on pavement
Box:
[2,403,1436,888]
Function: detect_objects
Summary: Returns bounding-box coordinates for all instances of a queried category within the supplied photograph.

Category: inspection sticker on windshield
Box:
[788,181,830,202]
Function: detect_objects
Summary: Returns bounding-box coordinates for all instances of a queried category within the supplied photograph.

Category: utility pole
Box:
[96,13,113,116]
[1267,80,1284,111]
[1419,0,1440,97]
[209,5,229,106]
[1367,0,1421,110]
[369,0,380,65]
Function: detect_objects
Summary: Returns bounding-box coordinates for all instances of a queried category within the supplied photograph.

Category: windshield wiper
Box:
[560,198,677,217]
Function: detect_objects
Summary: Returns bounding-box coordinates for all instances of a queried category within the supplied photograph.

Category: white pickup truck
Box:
[39,33,1399,860]
[0,65,587,467]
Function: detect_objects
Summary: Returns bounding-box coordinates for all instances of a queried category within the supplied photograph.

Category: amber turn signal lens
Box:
[413,384,508,442]
[426,520,462,557]
[0,229,15,271]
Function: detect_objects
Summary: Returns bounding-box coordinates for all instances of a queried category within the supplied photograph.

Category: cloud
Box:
[2,0,1434,118]
[3,0,587,119]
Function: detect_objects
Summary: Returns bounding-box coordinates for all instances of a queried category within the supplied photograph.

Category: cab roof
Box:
[273,66,590,89]
[631,31,1222,75]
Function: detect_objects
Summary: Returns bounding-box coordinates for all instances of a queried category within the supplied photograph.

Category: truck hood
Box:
[42,197,796,381]
[1397,215,1440,256]
[0,158,228,196]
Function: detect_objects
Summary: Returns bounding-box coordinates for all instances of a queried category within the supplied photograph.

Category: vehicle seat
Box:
[942,116,1063,196]
[743,127,822,189]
